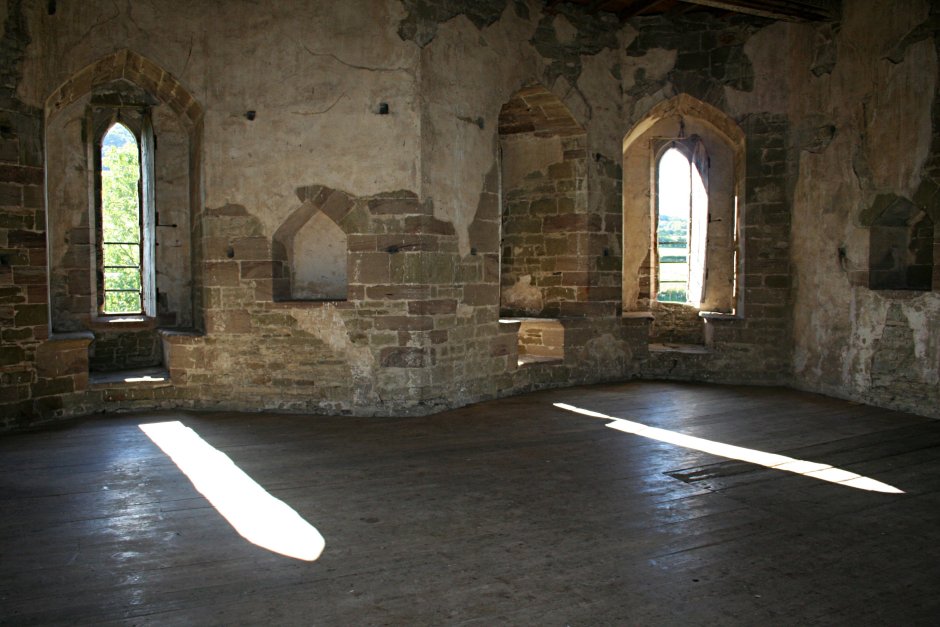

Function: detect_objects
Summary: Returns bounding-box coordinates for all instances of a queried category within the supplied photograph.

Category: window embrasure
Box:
[622,96,744,318]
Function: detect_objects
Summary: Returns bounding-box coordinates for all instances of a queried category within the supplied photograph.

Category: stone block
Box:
[368,191,424,215]
[239,260,273,280]
[366,285,431,300]
[374,316,433,331]
[347,234,378,252]
[404,215,456,236]
[14,303,46,326]
[463,284,498,306]
[32,376,74,398]
[320,189,354,224]
[35,343,86,378]
[204,261,239,287]
[530,198,558,216]
[0,345,25,366]
[232,236,270,260]
[7,230,44,248]
[543,213,601,232]
[349,252,391,285]
[408,299,457,315]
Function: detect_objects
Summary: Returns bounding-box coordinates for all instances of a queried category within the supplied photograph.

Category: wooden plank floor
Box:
[1,381,939,625]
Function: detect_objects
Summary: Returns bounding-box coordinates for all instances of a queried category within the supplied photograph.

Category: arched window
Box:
[656,142,709,307]
[99,123,142,313]
[95,114,156,317]
[622,95,744,319]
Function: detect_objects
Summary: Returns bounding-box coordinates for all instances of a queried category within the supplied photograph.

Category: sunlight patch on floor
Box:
[553,402,904,494]
[140,421,325,561]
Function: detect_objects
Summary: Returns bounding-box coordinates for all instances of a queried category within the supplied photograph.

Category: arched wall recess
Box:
[496,82,591,318]
[622,94,745,318]
[272,187,354,302]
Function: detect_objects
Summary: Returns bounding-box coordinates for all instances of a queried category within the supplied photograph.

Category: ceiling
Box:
[544,0,835,22]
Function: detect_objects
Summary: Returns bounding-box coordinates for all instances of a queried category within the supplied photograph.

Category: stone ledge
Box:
[268,299,353,309]
[46,330,94,347]
[649,342,710,355]
[699,311,740,320]
[622,311,655,320]
[518,354,563,367]
[89,366,171,388]
[88,316,158,331]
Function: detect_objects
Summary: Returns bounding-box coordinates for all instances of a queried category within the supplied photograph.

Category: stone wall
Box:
[1,0,938,428]
[789,0,940,418]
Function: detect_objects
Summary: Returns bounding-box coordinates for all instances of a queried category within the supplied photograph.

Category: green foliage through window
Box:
[101,123,142,314]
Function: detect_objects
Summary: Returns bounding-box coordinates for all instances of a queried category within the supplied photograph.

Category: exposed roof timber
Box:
[617,0,669,20]
[677,0,833,22]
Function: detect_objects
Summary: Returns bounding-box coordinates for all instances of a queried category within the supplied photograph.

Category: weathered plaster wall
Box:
[789,0,940,418]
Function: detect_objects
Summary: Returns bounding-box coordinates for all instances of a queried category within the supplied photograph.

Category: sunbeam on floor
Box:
[140,421,325,561]
[553,402,904,494]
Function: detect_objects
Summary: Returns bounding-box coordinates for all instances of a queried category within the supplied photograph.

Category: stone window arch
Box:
[623,95,744,320]
[45,50,202,332]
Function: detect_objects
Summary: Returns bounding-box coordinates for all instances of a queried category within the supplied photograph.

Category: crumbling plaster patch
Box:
[725,21,789,117]
[622,47,677,127]
[418,6,542,256]
[577,45,623,163]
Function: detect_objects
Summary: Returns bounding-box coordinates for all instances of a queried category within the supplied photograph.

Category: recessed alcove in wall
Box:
[272,190,351,302]
[497,83,588,319]
[867,194,935,291]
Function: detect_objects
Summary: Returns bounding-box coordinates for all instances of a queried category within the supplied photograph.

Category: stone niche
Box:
[868,195,934,291]
[272,187,352,302]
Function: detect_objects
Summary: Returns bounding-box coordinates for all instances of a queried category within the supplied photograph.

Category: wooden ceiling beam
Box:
[676,0,832,22]
[617,0,669,21]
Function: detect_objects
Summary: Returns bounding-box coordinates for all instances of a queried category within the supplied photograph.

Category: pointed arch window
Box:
[655,140,709,307]
[94,113,156,317]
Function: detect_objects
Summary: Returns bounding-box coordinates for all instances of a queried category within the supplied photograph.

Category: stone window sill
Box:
[89,366,171,387]
[88,316,158,331]
[649,342,710,354]
[699,310,740,321]
[518,354,563,367]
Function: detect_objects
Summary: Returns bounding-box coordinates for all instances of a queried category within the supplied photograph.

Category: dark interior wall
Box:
[1,0,938,429]
[789,1,940,418]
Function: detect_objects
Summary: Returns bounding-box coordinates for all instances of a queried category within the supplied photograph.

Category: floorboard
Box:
[1,381,939,625]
